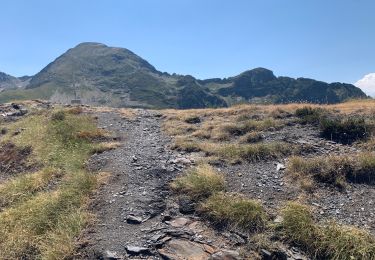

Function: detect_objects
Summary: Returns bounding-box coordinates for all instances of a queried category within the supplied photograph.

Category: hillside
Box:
[1,100,375,259]
[0,43,368,108]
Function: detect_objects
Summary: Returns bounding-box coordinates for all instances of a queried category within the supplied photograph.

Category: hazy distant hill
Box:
[0,43,367,108]
[0,72,30,91]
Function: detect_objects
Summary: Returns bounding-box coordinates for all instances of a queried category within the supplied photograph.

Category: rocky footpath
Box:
[78,109,308,260]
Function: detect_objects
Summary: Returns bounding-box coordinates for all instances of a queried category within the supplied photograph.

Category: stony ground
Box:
[215,123,375,232]
[78,108,375,259]
[78,109,309,259]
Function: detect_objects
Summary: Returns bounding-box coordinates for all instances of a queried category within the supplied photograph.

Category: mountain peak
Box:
[75,42,107,48]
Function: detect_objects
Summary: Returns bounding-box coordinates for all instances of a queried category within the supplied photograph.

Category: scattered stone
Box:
[276,163,286,171]
[260,249,273,259]
[126,215,143,224]
[274,215,284,223]
[159,239,210,260]
[169,217,190,228]
[125,245,150,255]
[103,250,121,260]
[178,195,195,214]
[209,249,240,260]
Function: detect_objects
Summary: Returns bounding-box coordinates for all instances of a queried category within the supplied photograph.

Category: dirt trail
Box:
[79,110,231,259]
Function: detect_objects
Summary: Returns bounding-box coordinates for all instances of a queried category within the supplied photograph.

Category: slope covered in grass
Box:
[0,107,108,259]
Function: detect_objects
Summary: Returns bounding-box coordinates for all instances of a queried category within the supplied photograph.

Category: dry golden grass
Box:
[287,153,375,188]
[119,108,138,119]
[163,99,375,120]
[76,128,109,140]
[171,164,225,200]
[92,141,122,153]
[279,202,375,260]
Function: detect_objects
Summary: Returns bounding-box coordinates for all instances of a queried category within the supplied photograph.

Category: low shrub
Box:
[51,110,66,121]
[184,115,201,124]
[319,117,370,144]
[295,107,325,125]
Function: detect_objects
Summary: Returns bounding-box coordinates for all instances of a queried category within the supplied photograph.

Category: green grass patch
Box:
[0,167,60,209]
[0,108,104,259]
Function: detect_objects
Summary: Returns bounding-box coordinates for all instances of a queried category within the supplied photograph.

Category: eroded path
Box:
[79,110,245,259]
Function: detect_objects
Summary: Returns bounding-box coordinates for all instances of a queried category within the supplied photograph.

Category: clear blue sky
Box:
[1,0,374,84]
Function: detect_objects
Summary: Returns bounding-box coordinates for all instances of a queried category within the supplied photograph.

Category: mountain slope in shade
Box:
[212,68,367,104]
[0,43,368,107]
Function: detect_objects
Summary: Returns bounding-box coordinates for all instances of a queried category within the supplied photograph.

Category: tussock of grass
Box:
[215,142,292,162]
[76,128,108,140]
[171,137,202,152]
[92,141,122,153]
[288,154,375,188]
[279,202,375,260]
[172,137,293,162]
[288,156,349,189]
[66,106,83,115]
[200,192,267,231]
[171,164,225,200]
[279,202,321,253]
[221,119,281,136]
[239,132,264,143]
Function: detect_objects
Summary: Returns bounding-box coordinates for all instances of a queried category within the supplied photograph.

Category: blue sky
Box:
[1,0,374,86]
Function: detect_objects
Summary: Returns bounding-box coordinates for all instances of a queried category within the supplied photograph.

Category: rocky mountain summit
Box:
[0,43,367,108]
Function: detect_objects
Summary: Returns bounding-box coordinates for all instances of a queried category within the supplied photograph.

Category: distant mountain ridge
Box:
[0,72,30,91]
[0,42,368,108]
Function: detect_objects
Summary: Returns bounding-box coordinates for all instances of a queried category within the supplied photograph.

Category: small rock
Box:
[126,215,143,224]
[260,249,272,259]
[169,217,190,228]
[178,196,195,214]
[274,215,283,224]
[209,249,240,260]
[103,250,121,260]
[276,163,286,171]
[125,246,150,255]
